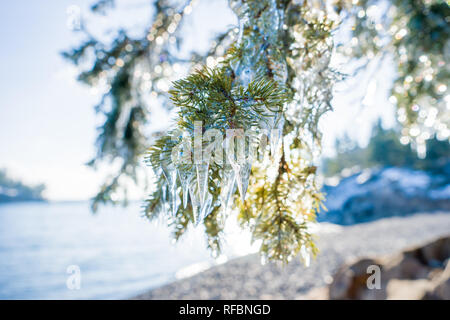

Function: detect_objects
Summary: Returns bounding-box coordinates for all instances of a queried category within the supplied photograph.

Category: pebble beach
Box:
[132,212,450,299]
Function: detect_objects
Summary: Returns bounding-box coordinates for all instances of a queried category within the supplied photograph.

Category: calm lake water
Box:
[0,201,256,299]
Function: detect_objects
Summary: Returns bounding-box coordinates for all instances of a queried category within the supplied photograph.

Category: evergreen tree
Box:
[64,0,449,263]
[0,169,46,202]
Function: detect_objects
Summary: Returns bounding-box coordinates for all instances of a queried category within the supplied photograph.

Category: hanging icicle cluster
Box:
[145,67,288,223]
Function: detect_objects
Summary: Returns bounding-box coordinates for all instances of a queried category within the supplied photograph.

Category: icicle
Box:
[220,167,236,213]
[160,153,177,196]
[232,161,251,201]
[182,184,189,209]
[225,128,251,202]
[196,163,209,206]
[270,130,280,156]
[178,169,191,209]
[171,188,181,217]
[169,169,177,192]
[269,116,284,156]
[160,161,177,217]
[168,170,178,216]
[200,192,213,221]
[160,184,169,216]
[188,180,201,226]
[160,162,169,183]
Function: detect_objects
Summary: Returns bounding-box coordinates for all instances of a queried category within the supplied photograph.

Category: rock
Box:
[381,254,429,280]
[387,279,432,300]
[327,236,450,300]
[319,166,450,225]
[329,258,383,300]
[420,237,450,266]
[427,260,450,299]
[296,287,328,300]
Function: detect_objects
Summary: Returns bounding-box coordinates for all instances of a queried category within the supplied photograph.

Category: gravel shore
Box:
[132,212,450,299]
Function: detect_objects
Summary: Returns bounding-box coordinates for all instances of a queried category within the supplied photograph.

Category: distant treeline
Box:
[0,169,45,203]
[323,120,450,177]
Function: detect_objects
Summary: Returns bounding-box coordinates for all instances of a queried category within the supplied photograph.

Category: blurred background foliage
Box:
[0,169,46,203]
[323,119,450,177]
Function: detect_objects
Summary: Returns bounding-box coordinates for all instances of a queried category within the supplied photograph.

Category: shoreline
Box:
[132,212,450,300]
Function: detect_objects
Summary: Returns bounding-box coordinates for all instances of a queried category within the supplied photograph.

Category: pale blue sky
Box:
[0,0,101,200]
[0,1,396,201]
